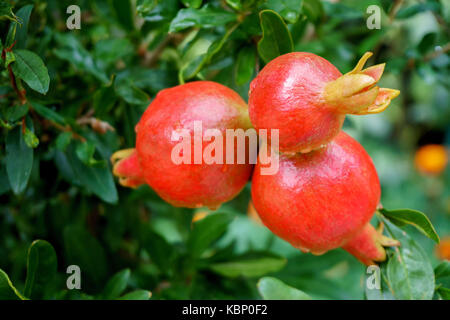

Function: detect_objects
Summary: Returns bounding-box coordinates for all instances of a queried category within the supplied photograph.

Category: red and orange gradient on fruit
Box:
[112,81,254,210]
[248,52,400,154]
[251,131,399,265]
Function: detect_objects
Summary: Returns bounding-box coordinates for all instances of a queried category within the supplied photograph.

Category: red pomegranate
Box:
[251,131,398,265]
[111,81,254,210]
[248,52,400,154]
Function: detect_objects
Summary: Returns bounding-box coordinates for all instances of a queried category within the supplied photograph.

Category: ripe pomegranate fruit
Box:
[248,52,400,154]
[111,81,253,210]
[251,131,399,265]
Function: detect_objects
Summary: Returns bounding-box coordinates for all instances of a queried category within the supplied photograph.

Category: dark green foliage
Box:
[0,0,448,300]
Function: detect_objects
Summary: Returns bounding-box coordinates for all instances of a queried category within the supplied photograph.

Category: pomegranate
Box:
[248,52,400,154]
[112,81,254,210]
[251,131,398,265]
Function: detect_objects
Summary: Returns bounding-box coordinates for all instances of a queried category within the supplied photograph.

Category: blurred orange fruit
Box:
[415,144,448,175]
[436,236,450,261]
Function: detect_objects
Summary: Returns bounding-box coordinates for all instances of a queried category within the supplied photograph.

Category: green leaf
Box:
[380,208,440,243]
[111,0,134,30]
[169,6,237,33]
[302,0,323,23]
[365,263,395,300]
[13,5,34,49]
[55,132,72,151]
[257,10,293,64]
[136,0,158,16]
[3,104,29,122]
[75,141,105,167]
[6,126,33,194]
[182,0,202,9]
[379,216,435,300]
[180,23,239,80]
[141,227,177,272]
[437,287,450,300]
[395,2,440,19]
[435,261,450,279]
[66,144,118,204]
[0,269,26,300]
[188,212,234,257]
[265,0,303,24]
[0,2,17,22]
[258,277,311,300]
[235,47,255,85]
[30,102,66,125]
[11,49,49,94]
[102,269,130,299]
[225,0,242,11]
[63,225,109,289]
[118,290,152,300]
[54,33,108,84]
[24,127,39,148]
[114,76,150,105]
[209,253,286,278]
[24,240,57,299]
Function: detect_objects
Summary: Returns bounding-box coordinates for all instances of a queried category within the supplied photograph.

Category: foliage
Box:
[0,0,449,300]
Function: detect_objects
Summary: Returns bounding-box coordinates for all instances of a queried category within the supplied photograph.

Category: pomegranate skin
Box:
[251,131,381,255]
[131,81,253,209]
[248,52,400,153]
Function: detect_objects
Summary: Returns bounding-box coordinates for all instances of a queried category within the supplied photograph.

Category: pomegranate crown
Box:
[324,52,400,115]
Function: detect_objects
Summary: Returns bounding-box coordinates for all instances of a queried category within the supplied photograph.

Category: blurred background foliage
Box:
[0,0,449,300]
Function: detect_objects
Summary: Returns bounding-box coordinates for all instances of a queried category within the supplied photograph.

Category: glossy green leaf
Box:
[225,0,242,11]
[13,5,34,49]
[6,126,33,194]
[235,47,255,85]
[257,10,293,64]
[66,145,118,204]
[209,252,287,278]
[30,102,66,125]
[169,6,237,33]
[136,0,158,16]
[118,290,152,300]
[188,212,234,257]
[75,141,105,167]
[434,261,450,279]
[380,208,439,243]
[265,0,303,24]
[380,217,435,300]
[102,269,130,299]
[24,240,57,299]
[258,277,311,300]
[11,49,49,94]
[182,0,202,9]
[63,225,109,288]
[54,33,108,84]
[0,269,26,300]
[114,76,150,105]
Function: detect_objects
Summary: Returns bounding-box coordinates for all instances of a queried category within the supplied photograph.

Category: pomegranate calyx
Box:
[323,51,400,116]
[111,148,145,188]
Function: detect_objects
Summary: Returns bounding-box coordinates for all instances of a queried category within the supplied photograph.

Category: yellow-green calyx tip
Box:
[324,51,400,115]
